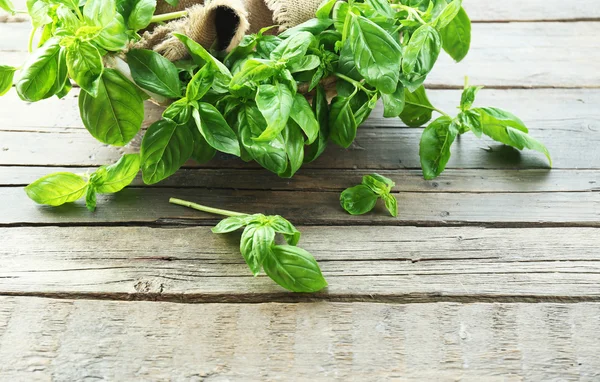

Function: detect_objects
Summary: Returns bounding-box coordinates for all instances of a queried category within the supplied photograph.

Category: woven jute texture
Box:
[136,0,322,60]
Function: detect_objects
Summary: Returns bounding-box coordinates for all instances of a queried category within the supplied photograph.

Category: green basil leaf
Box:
[238,104,288,174]
[96,13,129,52]
[457,109,482,137]
[84,0,116,27]
[193,102,241,156]
[460,84,483,111]
[186,119,217,164]
[240,224,274,276]
[186,65,214,101]
[212,215,253,234]
[348,15,402,94]
[25,172,88,206]
[85,184,97,212]
[93,154,141,193]
[268,216,301,246]
[0,0,14,14]
[288,55,321,74]
[340,184,378,215]
[141,119,193,184]
[44,46,69,99]
[280,120,305,178]
[229,58,278,90]
[400,85,433,127]
[316,0,337,19]
[270,32,315,64]
[278,18,333,39]
[0,65,16,96]
[366,0,394,17]
[304,85,329,163]
[263,245,327,293]
[255,83,294,142]
[290,94,319,144]
[353,92,378,126]
[27,0,52,27]
[16,38,61,102]
[256,35,282,59]
[128,0,156,30]
[79,69,144,146]
[279,68,298,95]
[432,0,462,29]
[440,7,471,62]
[56,5,81,32]
[163,98,192,125]
[401,25,441,92]
[381,82,405,118]
[383,193,398,217]
[419,116,458,180]
[333,1,348,33]
[476,107,529,133]
[127,49,182,98]
[66,41,104,97]
[362,173,394,195]
[329,95,357,148]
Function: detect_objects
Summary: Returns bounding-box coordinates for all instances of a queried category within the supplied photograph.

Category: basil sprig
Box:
[340,174,398,217]
[170,198,328,293]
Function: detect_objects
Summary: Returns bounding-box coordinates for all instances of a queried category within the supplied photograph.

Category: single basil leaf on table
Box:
[66,40,104,97]
[140,119,193,185]
[440,7,471,62]
[382,193,398,217]
[0,65,16,96]
[304,85,330,163]
[457,109,482,136]
[279,119,305,178]
[419,116,458,180]
[192,102,241,156]
[348,15,402,94]
[25,172,88,206]
[329,95,358,148]
[163,98,192,125]
[128,0,157,30]
[362,173,395,195]
[127,49,182,99]
[401,25,442,92]
[255,83,295,142]
[79,68,145,146]
[381,82,406,118]
[340,185,378,215]
[16,38,61,102]
[289,94,319,144]
[263,245,327,293]
[93,154,141,193]
[400,85,434,127]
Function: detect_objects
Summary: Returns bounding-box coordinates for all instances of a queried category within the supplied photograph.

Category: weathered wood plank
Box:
[2,167,598,193]
[1,187,599,226]
[1,226,600,299]
[0,298,599,380]
[2,23,599,88]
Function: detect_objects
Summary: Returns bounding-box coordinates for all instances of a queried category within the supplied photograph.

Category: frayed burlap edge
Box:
[263,0,322,30]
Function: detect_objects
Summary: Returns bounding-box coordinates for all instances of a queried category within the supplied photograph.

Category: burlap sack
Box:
[135,0,323,61]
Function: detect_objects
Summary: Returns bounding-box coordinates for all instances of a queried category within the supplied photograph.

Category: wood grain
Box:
[2,23,600,88]
[1,226,599,300]
[1,187,599,226]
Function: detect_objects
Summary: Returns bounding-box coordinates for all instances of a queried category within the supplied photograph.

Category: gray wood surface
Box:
[1,1,599,380]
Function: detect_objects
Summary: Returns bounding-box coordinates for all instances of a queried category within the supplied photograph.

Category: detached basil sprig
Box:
[169,198,328,293]
[340,174,398,217]
[25,154,141,211]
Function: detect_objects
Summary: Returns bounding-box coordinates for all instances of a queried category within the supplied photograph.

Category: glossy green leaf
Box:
[271,31,315,64]
[383,193,398,217]
[128,0,156,30]
[127,49,182,98]
[419,116,458,180]
[16,38,60,102]
[186,65,214,101]
[186,119,217,164]
[263,245,328,293]
[240,224,275,276]
[288,55,321,74]
[140,119,193,184]
[268,216,301,246]
[457,109,482,137]
[289,94,319,144]
[304,85,329,163]
[460,84,483,111]
[96,14,129,52]
[316,0,337,19]
[163,98,192,125]
[362,173,394,195]
[66,41,104,97]
[83,0,116,27]
[229,58,278,90]
[340,185,378,215]
[255,83,294,141]
[381,82,406,118]
[440,7,471,62]
[432,0,462,29]
[402,25,441,92]
[79,69,144,146]
[212,215,253,234]
[278,19,333,39]
[400,85,434,127]
[0,0,14,14]
[329,95,357,148]
[193,102,241,156]
[85,184,97,212]
[25,172,88,206]
[476,107,529,133]
[0,65,16,96]
[366,0,394,17]
[92,154,141,193]
[348,15,401,94]
[280,120,305,178]
[27,0,52,27]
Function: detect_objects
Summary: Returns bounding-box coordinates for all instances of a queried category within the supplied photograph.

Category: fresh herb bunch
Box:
[341,173,398,216]
[0,0,551,210]
[170,198,328,293]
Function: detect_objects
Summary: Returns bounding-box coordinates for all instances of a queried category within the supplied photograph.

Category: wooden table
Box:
[1,1,600,380]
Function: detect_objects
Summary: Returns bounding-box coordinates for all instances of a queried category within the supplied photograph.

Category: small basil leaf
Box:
[400,85,434,127]
[457,109,482,137]
[460,85,483,111]
[280,120,305,178]
[432,0,462,30]
[270,32,315,63]
[475,107,529,133]
[402,25,441,92]
[96,14,129,52]
[186,65,214,101]
[349,15,402,94]
[229,58,278,90]
[340,185,378,215]
[381,82,406,118]
[79,69,144,146]
[0,0,15,14]
[290,94,319,144]
[94,154,141,193]
[362,173,395,195]
[419,116,458,180]
[383,193,398,218]
[288,55,321,74]
[173,33,232,89]
[304,85,329,163]
[66,41,104,97]
[17,38,61,102]
[263,245,327,293]
[84,0,116,27]
[193,103,241,156]
[240,224,274,276]
[25,172,88,206]
[127,49,182,99]
[85,184,97,212]
[329,95,357,148]
[163,98,192,125]
[212,215,253,234]
[141,119,193,184]
[128,0,156,30]
[27,0,53,28]
[255,83,295,142]
[0,65,17,96]
[440,7,471,62]
[268,216,301,246]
